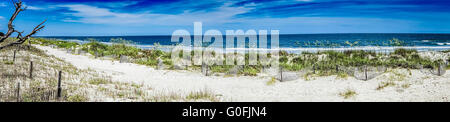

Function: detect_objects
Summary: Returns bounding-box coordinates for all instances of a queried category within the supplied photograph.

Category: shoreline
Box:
[45,38,450,51]
[49,38,450,52]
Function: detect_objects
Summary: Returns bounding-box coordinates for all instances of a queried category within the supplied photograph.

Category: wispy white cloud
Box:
[0,2,6,7]
[57,3,251,26]
[27,5,44,10]
[96,1,140,8]
[0,16,4,30]
[58,4,153,24]
[22,2,47,10]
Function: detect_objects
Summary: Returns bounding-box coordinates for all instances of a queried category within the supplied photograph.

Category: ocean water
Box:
[40,33,450,52]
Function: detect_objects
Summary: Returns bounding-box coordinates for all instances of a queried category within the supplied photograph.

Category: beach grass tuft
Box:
[266,77,277,86]
[376,81,396,90]
[83,78,112,85]
[339,89,357,99]
[186,89,218,102]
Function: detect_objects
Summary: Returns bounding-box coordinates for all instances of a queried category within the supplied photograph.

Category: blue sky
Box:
[0,0,450,36]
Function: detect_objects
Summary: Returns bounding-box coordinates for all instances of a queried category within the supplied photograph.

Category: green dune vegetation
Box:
[30,38,450,78]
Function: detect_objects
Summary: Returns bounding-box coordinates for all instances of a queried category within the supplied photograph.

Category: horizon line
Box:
[35,32,450,37]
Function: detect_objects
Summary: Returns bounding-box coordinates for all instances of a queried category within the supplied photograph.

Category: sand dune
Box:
[35,45,450,102]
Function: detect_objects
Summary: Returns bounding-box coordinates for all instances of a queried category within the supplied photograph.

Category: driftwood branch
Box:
[0,0,46,50]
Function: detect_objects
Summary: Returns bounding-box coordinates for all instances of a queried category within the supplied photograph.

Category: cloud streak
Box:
[57,3,251,26]
[58,4,152,24]
[0,2,6,7]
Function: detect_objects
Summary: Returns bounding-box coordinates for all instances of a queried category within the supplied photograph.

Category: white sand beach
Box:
[35,45,450,102]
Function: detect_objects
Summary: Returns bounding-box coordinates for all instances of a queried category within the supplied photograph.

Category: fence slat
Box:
[29,61,33,79]
[16,82,20,102]
[364,65,368,81]
[57,71,62,99]
[13,50,16,62]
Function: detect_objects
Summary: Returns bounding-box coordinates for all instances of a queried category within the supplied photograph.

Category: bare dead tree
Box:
[0,0,46,50]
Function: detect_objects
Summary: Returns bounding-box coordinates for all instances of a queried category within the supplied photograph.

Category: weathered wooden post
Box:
[280,66,283,82]
[201,62,210,76]
[438,63,442,76]
[29,61,33,79]
[28,39,32,50]
[13,50,16,62]
[207,65,210,76]
[364,65,368,81]
[336,64,339,73]
[119,55,122,63]
[57,71,62,99]
[17,82,20,102]
[313,64,316,74]
[322,61,325,71]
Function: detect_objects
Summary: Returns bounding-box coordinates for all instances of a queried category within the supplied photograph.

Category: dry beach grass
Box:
[0,45,220,102]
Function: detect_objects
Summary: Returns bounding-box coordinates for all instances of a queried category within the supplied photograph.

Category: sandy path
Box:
[36,45,450,102]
